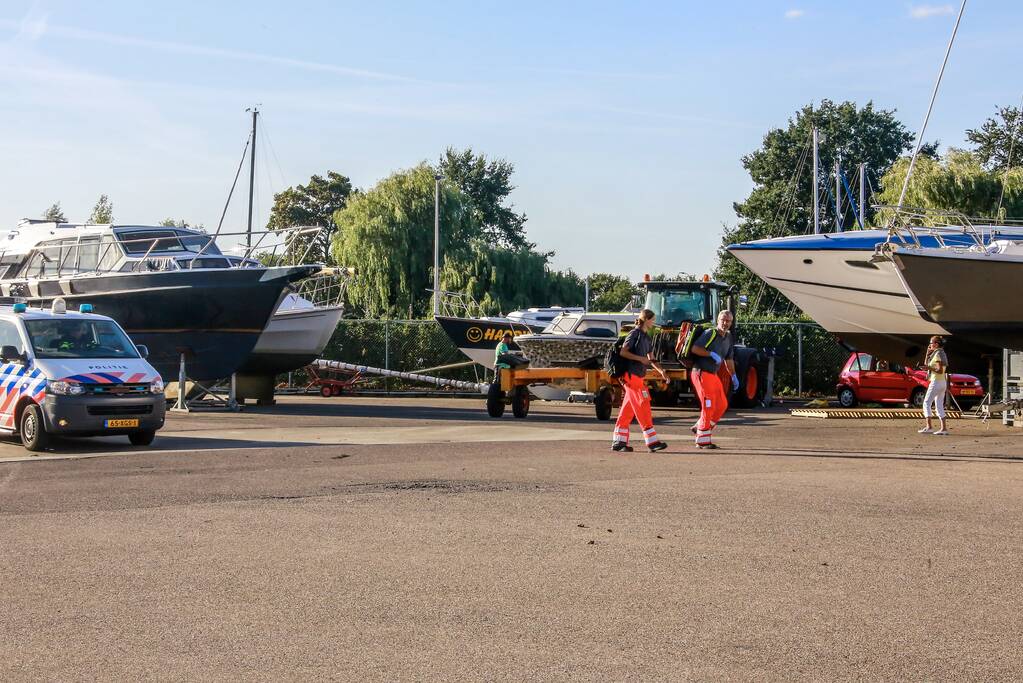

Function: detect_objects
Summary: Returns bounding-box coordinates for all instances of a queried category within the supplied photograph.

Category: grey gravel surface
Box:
[2,397,1022,681]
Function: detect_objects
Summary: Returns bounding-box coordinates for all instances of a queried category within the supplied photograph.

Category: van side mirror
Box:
[136,344,149,359]
[1,345,23,364]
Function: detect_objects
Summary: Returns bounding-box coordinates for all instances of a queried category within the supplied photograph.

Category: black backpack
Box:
[604,335,629,378]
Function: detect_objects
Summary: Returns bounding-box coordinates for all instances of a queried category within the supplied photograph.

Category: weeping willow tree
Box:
[333,164,474,318]
[876,151,1023,221]
[332,162,584,318]
[440,241,584,315]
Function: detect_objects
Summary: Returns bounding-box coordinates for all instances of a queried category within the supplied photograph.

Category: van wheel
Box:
[19,403,50,452]
[837,387,858,408]
[129,429,156,446]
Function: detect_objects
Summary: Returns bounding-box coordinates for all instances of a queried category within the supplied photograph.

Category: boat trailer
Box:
[488,366,690,420]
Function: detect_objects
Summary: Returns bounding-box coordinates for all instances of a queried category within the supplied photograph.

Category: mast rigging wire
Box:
[895,0,967,212]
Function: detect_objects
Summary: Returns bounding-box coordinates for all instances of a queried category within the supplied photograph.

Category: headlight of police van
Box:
[149,378,165,394]
[47,380,86,396]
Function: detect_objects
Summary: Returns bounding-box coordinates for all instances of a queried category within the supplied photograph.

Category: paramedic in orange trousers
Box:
[690,310,737,449]
[612,309,670,453]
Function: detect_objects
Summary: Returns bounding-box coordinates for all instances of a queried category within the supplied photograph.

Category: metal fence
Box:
[311,319,848,397]
[735,322,849,396]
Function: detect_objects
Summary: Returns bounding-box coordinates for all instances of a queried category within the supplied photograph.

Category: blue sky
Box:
[1,1,1019,281]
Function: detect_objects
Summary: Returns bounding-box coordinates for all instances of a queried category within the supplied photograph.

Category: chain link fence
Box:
[300,319,848,398]
[736,322,849,396]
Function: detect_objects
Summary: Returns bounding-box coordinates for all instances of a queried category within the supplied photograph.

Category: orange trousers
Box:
[613,373,659,446]
[691,368,727,446]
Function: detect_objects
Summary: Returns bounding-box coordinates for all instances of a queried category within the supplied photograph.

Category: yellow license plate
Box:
[104,419,139,428]
[959,389,978,395]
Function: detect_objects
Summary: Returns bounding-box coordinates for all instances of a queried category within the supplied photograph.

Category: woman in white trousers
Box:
[919,335,949,436]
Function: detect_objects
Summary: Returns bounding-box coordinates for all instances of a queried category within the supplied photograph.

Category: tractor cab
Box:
[638,279,736,330]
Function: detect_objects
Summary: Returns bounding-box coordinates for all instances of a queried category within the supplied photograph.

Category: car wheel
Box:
[128,429,156,446]
[910,387,926,408]
[837,387,857,408]
[19,403,50,452]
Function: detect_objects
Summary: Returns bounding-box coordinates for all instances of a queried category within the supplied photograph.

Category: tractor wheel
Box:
[320,385,332,398]
[732,356,766,408]
[486,382,506,418]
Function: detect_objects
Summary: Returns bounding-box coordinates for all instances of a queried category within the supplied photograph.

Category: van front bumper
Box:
[40,393,166,436]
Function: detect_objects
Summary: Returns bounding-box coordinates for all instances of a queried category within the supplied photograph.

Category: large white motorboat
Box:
[726,225,1023,367]
[0,220,318,381]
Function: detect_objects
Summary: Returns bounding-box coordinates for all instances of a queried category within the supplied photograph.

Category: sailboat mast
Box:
[246,107,259,251]
[812,127,820,234]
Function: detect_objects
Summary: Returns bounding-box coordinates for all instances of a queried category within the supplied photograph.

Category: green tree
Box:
[716,100,916,316]
[586,273,636,312]
[875,150,1023,220]
[437,147,531,249]
[441,241,583,315]
[159,218,206,231]
[268,171,353,264]
[332,164,475,318]
[89,194,113,224]
[42,202,66,222]
[966,105,1023,172]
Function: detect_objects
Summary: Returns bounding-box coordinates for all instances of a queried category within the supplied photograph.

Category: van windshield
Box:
[24,319,141,359]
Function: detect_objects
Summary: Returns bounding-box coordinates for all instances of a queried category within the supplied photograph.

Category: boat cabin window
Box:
[176,256,232,269]
[24,318,140,360]
[122,258,178,272]
[575,319,618,338]
[118,230,184,254]
[178,233,221,254]
[545,315,580,335]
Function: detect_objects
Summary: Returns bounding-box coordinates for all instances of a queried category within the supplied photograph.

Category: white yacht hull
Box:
[239,305,345,375]
[731,246,946,337]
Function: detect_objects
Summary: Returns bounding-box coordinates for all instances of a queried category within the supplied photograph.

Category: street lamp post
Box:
[433,173,442,316]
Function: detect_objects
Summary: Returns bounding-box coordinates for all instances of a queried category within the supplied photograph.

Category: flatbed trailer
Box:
[487,366,688,420]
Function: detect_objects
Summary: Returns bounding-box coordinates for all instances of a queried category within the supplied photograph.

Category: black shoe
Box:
[690,426,698,435]
[611,442,634,452]
[647,441,668,453]
[697,443,719,450]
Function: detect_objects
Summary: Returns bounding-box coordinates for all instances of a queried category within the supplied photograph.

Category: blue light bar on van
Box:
[12,303,26,313]
[79,304,94,314]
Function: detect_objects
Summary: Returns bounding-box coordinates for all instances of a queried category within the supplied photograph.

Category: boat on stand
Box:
[0,220,319,382]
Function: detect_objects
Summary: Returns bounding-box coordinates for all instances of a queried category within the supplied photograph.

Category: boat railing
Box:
[872,205,989,262]
[292,267,355,308]
[432,290,489,320]
[3,225,328,280]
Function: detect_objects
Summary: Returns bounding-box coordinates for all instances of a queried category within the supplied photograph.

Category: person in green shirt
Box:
[494,331,513,370]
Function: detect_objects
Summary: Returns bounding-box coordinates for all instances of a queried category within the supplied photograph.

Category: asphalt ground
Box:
[2,396,1022,681]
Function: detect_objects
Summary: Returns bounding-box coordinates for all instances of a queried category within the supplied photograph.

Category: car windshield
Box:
[643,289,709,326]
[24,319,140,359]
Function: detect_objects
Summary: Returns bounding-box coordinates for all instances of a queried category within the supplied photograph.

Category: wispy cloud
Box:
[909,4,954,19]
[0,18,440,85]
[784,9,805,19]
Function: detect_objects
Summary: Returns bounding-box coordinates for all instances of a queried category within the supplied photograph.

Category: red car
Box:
[836,352,984,408]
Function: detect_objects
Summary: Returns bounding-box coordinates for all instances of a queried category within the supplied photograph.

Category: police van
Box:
[0,298,166,451]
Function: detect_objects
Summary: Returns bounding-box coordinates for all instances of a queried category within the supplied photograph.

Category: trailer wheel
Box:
[19,403,50,452]
[595,387,613,421]
[511,386,530,418]
[320,385,333,398]
[486,382,506,418]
